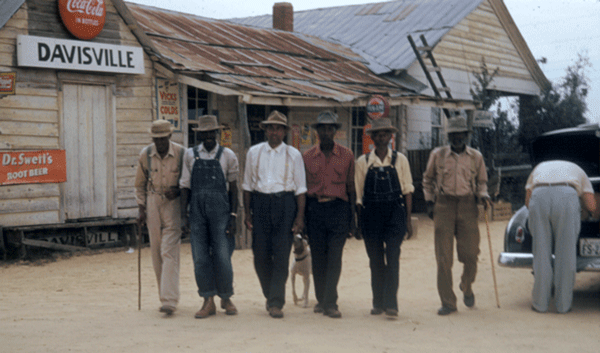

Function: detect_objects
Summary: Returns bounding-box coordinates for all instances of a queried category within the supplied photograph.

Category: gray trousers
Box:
[529,186,580,313]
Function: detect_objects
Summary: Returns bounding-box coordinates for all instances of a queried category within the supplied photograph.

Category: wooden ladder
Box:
[407,34,456,118]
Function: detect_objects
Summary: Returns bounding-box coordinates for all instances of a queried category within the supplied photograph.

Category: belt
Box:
[317,196,337,203]
[254,191,294,198]
[533,182,575,189]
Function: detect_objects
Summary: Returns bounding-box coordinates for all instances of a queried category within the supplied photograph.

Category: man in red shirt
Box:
[303,110,356,318]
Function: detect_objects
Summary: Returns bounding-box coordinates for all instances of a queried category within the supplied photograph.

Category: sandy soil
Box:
[1,214,599,353]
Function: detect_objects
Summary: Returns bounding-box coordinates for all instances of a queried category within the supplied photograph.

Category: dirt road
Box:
[1,214,599,352]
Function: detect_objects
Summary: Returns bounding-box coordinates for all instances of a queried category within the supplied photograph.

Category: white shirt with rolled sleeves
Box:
[242,142,307,195]
[179,142,239,190]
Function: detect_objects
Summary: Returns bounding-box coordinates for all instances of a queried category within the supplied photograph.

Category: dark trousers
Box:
[306,198,349,311]
[361,200,406,311]
[251,192,296,309]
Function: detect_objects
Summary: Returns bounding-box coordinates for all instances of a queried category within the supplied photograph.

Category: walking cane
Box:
[484,209,500,308]
[137,223,142,311]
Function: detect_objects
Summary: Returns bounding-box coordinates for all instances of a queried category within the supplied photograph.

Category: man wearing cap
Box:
[303,110,356,319]
[134,119,185,316]
[355,117,414,319]
[180,115,240,319]
[526,160,598,313]
[242,110,307,318]
[422,116,491,316]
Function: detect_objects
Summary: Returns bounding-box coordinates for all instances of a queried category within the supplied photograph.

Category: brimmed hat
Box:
[447,116,471,134]
[149,119,174,138]
[192,115,223,132]
[311,110,342,129]
[259,110,289,129]
[366,118,398,134]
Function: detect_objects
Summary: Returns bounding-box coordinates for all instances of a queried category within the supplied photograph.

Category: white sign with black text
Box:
[17,35,145,74]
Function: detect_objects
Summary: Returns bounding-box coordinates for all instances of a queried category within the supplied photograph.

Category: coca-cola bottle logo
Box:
[59,0,106,40]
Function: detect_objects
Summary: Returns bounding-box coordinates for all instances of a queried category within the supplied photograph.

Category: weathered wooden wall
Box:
[0,0,155,226]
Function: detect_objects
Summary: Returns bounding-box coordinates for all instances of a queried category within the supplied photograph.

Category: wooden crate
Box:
[492,201,513,221]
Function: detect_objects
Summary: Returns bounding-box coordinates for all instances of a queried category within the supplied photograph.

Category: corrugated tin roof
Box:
[230,0,484,75]
[126,2,419,102]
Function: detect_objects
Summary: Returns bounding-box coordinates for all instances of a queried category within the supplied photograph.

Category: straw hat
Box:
[365,118,398,134]
[447,116,471,134]
[149,120,174,138]
[259,110,289,129]
[192,115,223,132]
[311,110,342,129]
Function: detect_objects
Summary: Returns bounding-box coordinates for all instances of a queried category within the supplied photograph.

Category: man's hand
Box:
[137,206,147,227]
[480,196,492,210]
[181,214,190,236]
[244,212,253,231]
[291,216,304,235]
[404,217,413,240]
[354,204,363,240]
[426,201,435,220]
[164,187,180,200]
[226,215,237,238]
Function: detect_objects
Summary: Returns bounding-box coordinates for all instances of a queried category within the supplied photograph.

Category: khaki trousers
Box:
[434,195,480,309]
[146,193,182,308]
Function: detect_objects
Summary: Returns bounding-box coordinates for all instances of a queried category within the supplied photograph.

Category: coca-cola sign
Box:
[58,0,106,40]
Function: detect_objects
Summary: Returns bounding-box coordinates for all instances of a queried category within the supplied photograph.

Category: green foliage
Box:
[517,53,590,148]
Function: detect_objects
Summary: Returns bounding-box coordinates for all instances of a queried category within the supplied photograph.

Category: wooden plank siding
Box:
[0,0,155,226]
[432,0,533,83]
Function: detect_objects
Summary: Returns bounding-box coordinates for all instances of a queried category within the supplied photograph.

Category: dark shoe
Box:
[268,306,284,318]
[313,303,324,313]
[531,305,546,313]
[324,308,342,318]
[385,309,398,318]
[221,298,238,315]
[159,305,175,315]
[437,306,457,316]
[460,283,475,308]
[370,307,384,315]
[194,297,216,319]
[464,293,475,308]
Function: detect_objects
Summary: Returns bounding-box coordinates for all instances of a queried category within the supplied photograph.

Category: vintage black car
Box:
[498,123,600,271]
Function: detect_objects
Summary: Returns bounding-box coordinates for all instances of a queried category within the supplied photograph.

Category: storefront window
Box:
[188,87,209,147]
[351,107,366,157]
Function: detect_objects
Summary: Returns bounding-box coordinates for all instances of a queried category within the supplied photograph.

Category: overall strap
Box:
[391,150,397,168]
[215,145,224,161]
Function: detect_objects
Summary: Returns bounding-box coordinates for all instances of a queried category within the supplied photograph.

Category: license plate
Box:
[580,238,600,257]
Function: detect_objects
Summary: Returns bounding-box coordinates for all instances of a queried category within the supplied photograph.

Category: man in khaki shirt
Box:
[134,120,185,316]
[422,116,490,316]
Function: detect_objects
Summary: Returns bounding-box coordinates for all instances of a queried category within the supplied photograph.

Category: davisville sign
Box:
[17,35,144,74]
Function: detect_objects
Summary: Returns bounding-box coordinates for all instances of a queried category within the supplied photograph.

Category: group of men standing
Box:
[134,109,503,319]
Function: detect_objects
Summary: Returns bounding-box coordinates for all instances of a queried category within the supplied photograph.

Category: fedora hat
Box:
[311,110,342,129]
[365,118,398,134]
[259,110,289,129]
[149,119,174,138]
[192,115,223,132]
[446,116,471,134]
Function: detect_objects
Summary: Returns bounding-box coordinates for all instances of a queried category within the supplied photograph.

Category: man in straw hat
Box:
[134,119,186,316]
[354,117,414,319]
[303,110,356,318]
[242,110,307,318]
[422,116,491,315]
[180,115,240,318]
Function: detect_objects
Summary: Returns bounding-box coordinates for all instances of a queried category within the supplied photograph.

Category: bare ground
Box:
[1,214,599,353]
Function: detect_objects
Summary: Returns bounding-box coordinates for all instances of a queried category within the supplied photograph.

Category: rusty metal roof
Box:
[231,0,484,75]
[126,2,418,102]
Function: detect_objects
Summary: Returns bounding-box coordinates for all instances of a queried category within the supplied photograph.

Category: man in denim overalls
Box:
[181,115,239,319]
[355,117,414,319]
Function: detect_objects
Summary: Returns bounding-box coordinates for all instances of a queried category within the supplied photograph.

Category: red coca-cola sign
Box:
[366,95,390,120]
[58,0,106,40]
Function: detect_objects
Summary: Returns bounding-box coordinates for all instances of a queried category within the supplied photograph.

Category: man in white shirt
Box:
[525,160,598,313]
[242,110,307,318]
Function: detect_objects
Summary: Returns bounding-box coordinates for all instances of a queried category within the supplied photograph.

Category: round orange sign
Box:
[58,0,106,40]
[366,95,390,120]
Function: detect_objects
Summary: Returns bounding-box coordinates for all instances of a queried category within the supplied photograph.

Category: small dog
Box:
[290,233,312,308]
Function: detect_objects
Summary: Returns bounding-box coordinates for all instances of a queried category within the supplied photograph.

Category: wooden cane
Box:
[137,223,142,311]
[484,209,500,308]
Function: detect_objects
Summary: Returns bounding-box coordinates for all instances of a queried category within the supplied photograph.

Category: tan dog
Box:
[290,233,312,308]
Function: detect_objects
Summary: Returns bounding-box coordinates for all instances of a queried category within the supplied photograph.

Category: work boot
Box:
[194,297,216,319]
[221,298,238,315]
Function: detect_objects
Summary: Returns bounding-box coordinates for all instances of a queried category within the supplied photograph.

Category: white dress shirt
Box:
[242,142,307,195]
